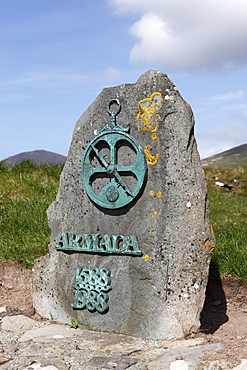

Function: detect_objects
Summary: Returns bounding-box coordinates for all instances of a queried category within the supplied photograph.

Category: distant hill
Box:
[201,143,247,168]
[2,150,67,167]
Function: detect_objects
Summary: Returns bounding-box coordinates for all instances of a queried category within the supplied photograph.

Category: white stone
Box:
[215,181,225,187]
[25,364,58,370]
[231,359,247,370]
[170,360,189,370]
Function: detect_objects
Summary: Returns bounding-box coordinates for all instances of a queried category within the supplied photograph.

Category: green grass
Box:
[205,167,247,280]
[0,161,246,280]
[0,161,63,267]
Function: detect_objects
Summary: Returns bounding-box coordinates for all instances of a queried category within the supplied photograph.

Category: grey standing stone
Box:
[32,70,214,340]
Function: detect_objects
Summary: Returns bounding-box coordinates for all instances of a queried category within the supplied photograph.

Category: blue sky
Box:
[1,0,247,161]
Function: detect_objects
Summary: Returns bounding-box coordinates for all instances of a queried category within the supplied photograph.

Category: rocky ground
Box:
[0,259,246,369]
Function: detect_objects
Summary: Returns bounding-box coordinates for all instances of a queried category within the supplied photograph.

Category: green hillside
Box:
[202,143,247,168]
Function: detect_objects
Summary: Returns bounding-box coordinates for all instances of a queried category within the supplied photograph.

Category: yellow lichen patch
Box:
[144,145,160,165]
[136,92,163,132]
[149,190,162,198]
[149,229,153,235]
[136,92,163,165]
[151,132,158,140]
[151,210,158,219]
[142,255,150,261]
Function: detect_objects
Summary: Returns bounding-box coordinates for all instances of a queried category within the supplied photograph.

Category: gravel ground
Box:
[0,259,247,369]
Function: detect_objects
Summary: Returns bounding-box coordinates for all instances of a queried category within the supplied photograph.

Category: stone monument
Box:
[32,70,214,340]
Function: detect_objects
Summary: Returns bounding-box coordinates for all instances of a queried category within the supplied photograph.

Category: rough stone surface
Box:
[32,70,214,340]
[148,343,224,369]
[1,315,37,332]
[0,315,227,370]
[18,324,84,343]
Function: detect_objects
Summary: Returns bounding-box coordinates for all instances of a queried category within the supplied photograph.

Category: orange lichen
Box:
[142,255,150,261]
[144,145,160,165]
[183,99,190,106]
[151,210,158,219]
[200,239,215,253]
[136,92,163,132]
[136,93,162,165]
[149,190,162,198]
[151,133,158,140]
[210,225,215,236]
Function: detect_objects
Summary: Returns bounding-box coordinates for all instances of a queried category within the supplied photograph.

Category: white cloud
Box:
[102,67,123,82]
[0,94,31,103]
[197,122,247,158]
[129,14,177,65]
[1,67,124,92]
[109,0,247,71]
[202,90,247,116]
[219,103,247,114]
[205,90,247,103]
[204,122,247,141]
[198,142,233,159]
[2,71,87,86]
